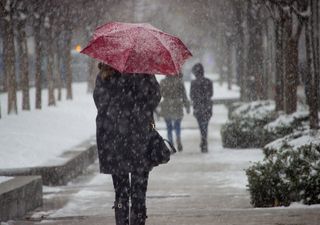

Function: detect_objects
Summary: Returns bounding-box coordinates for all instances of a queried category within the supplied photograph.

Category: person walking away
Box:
[93,63,161,225]
[159,73,190,151]
[190,63,213,153]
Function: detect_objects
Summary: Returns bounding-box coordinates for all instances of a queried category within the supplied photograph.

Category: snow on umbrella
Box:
[80,22,192,75]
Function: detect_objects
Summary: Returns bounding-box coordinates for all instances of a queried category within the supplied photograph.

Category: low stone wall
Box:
[0,176,42,222]
[0,140,97,186]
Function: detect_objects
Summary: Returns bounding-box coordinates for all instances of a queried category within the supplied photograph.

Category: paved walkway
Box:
[11,105,320,225]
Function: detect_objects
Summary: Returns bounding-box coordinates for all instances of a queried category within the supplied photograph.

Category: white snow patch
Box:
[289,202,320,208]
[264,111,309,132]
[0,176,13,184]
[0,83,96,169]
[266,130,320,151]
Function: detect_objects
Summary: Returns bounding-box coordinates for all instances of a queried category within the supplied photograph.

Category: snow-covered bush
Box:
[263,111,309,145]
[246,130,320,207]
[230,100,275,121]
[221,101,276,148]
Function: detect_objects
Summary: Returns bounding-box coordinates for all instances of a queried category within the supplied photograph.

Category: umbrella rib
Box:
[145,30,179,74]
[121,36,137,73]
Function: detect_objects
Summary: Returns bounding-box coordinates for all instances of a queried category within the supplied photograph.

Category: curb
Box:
[0,176,42,222]
[212,98,239,105]
[0,139,97,186]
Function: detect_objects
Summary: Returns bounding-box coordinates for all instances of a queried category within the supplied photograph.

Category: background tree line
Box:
[1,0,320,131]
[0,0,117,118]
[215,0,320,129]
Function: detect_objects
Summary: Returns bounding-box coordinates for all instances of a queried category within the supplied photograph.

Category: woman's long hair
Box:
[98,62,116,80]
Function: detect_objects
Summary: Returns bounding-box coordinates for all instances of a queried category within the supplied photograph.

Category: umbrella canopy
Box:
[80,22,192,75]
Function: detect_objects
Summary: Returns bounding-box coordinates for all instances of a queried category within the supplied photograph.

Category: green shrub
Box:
[246,130,320,207]
[221,118,266,148]
[246,160,291,207]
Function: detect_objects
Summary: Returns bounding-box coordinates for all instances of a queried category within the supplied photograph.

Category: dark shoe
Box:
[201,145,208,153]
[200,139,208,153]
[130,207,147,225]
[113,201,129,225]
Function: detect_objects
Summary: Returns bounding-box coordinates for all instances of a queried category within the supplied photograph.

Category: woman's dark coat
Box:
[190,77,213,121]
[93,72,161,174]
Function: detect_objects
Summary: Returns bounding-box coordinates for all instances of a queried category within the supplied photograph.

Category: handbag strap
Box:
[150,122,177,154]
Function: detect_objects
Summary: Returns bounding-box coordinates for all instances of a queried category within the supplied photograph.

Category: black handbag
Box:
[148,123,176,167]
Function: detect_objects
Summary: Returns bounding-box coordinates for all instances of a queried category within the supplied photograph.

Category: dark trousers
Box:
[196,117,210,146]
[112,171,149,210]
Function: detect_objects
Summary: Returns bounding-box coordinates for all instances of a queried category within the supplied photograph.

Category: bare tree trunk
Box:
[284,39,299,113]
[65,30,73,100]
[247,1,264,101]
[274,19,285,111]
[307,0,319,129]
[226,38,232,90]
[283,9,303,114]
[46,24,56,106]
[16,20,30,110]
[3,12,17,114]
[55,50,62,101]
[237,23,246,100]
[34,22,43,109]
[238,1,249,101]
[262,21,271,100]
[52,14,62,101]
[87,58,97,93]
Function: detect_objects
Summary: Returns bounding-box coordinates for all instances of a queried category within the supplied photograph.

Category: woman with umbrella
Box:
[82,22,192,225]
[94,62,160,225]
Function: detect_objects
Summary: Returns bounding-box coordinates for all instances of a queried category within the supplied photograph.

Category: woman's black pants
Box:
[112,171,149,225]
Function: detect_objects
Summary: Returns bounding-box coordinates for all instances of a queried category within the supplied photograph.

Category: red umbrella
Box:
[80,22,192,75]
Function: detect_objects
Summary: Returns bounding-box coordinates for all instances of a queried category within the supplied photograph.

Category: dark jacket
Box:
[190,77,213,121]
[159,77,190,120]
[93,72,161,174]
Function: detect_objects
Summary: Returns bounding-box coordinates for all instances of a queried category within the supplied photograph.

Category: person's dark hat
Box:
[192,63,204,76]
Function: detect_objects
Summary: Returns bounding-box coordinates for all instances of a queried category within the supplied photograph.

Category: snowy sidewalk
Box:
[9,104,320,225]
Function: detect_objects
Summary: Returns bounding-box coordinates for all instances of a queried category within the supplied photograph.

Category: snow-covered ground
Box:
[0,76,239,170]
[0,176,13,184]
[0,83,96,169]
